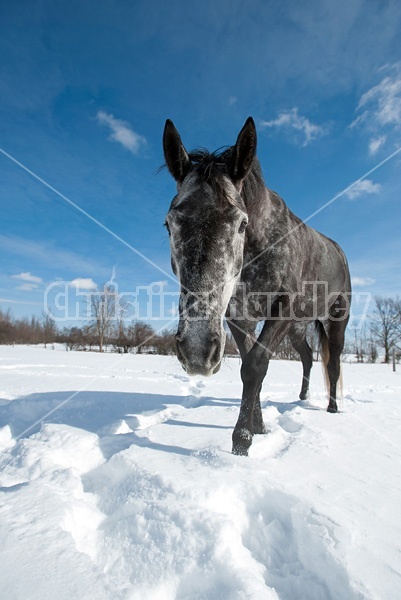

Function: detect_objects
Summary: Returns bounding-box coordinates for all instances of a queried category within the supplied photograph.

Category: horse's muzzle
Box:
[175,334,222,376]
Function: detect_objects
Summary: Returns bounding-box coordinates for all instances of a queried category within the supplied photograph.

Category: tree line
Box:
[0,307,177,355]
[272,296,401,364]
[346,296,401,364]
[0,305,237,356]
[0,295,400,363]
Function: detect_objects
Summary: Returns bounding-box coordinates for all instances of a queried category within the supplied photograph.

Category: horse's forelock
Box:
[184,147,244,210]
[185,146,264,213]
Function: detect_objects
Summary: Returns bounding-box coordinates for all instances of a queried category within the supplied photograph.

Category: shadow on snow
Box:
[0,390,238,459]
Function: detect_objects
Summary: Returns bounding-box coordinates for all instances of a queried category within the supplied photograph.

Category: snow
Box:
[0,346,400,599]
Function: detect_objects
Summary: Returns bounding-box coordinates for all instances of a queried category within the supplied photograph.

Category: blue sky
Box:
[1,0,401,329]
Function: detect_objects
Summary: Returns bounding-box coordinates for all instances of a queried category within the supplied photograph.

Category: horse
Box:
[163,117,351,456]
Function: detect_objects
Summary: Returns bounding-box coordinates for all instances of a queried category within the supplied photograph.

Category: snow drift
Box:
[0,346,400,599]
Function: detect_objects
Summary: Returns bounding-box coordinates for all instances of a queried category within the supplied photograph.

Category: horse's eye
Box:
[164,221,171,235]
[238,219,248,233]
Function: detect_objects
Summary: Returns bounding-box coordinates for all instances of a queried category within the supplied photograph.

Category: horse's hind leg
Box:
[288,324,313,400]
[326,315,348,413]
[326,343,341,412]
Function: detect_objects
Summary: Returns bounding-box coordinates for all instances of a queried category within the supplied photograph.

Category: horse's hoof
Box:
[327,404,338,413]
[232,428,252,456]
[232,445,249,456]
[299,393,307,401]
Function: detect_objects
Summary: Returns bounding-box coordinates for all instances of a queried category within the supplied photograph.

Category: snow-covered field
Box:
[0,346,400,600]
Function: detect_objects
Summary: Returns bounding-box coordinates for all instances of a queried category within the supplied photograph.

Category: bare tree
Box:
[82,324,97,350]
[112,297,134,353]
[128,321,155,353]
[274,335,299,360]
[370,296,400,364]
[0,309,14,344]
[89,285,117,352]
[13,316,42,344]
[367,332,378,364]
[153,329,176,355]
[351,323,366,363]
[63,326,85,351]
[42,311,57,348]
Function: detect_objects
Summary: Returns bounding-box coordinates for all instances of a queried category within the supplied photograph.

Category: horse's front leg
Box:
[232,315,293,456]
[232,351,269,455]
[226,319,265,439]
[252,383,266,434]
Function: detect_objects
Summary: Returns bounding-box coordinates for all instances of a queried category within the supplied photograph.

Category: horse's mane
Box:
[187,146,266,209]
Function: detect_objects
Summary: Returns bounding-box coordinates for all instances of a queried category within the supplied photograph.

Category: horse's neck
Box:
[246,187,289,245]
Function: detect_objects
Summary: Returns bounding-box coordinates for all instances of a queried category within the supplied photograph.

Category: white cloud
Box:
[11,272,43,292]
[351,277,375,287]
[351,64,401,152]
[228,96,237,106]
[11,272,42,284]
[96,111,146,154]
[69,278,97,290]
[0,297,43,306]
[357,66,401,128]
[15,283,40,292]
[368,135,386,155]
[345,178,382,200]
[260,108,325,146]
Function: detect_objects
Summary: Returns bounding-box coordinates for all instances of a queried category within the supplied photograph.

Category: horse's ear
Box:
[163,120,192,183]
[228,117,257,185]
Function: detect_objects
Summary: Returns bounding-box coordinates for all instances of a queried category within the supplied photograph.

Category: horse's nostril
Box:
[208,337,221,366]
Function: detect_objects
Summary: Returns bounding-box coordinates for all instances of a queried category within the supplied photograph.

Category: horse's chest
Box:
[228,277,279,321]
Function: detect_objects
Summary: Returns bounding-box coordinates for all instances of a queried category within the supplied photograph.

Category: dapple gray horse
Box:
[163,117,351,455]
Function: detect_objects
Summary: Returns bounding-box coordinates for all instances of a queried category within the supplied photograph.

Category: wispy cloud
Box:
[0,297,43,306]
[11,272,42,284]
[14,283,40,292]
[96,111,146,154]
[345,179,382,200]
[368,135,386,155]
[352,276,375,287]
[260,108,326,146]
[351,64,401,153]
[11,271,43,292]
[69,278,97,290]
[356,65,401,127]
[0,234,106,276]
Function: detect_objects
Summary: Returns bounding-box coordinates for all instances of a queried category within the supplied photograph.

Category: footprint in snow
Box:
[241,489,367,600]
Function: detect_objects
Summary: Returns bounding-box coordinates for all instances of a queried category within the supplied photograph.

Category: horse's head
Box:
[163,117,257,376]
